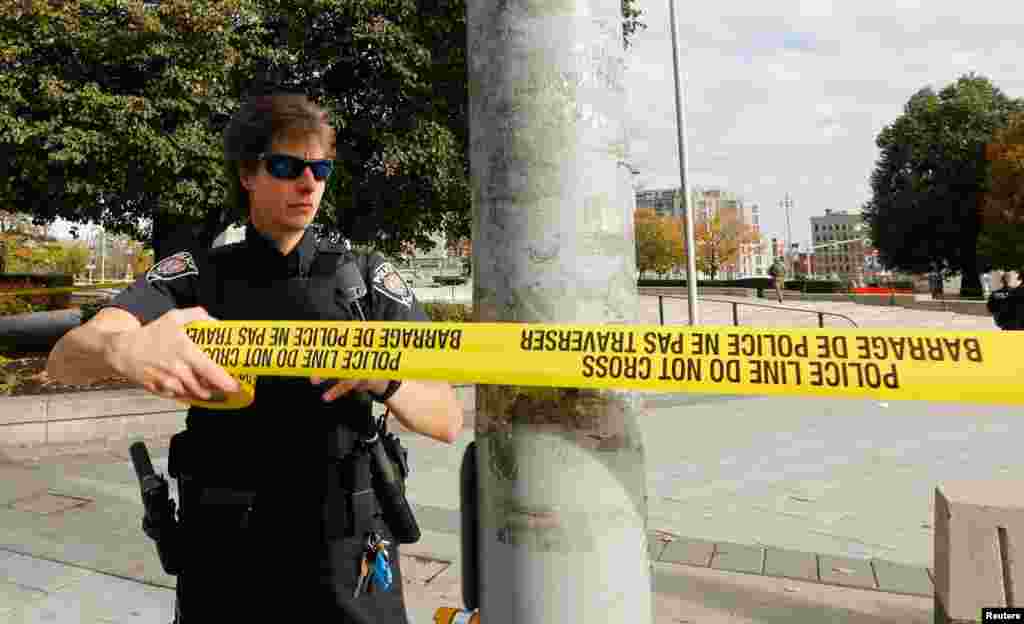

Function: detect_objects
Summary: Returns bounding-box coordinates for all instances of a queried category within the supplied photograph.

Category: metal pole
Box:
[669,0,699,326]
[467,1,653,622]
[99,227,105,283]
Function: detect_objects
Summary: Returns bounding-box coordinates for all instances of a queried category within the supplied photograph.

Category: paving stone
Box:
[819,554,876,589]
[15,567,175,624]
[763,547,818,581]
[8,491,92,515]
[872,559,933,596]
[0,550,89,593]
[659,536,713,567]
[711,541,764,574]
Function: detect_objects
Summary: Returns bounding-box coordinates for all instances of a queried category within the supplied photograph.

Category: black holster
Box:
[367,432,420,544]
[130,440,182,576]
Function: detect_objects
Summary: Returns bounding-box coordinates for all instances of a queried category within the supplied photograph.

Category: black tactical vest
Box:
[168,239,408,624]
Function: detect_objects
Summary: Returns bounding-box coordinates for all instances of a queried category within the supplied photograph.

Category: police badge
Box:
[372,262,413,308]
[146,251,199,283]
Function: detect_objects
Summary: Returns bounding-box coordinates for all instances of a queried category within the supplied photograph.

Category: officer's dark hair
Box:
[222,94,337,220]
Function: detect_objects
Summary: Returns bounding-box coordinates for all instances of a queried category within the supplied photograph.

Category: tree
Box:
[59,242,91,277]
[863,74,1024,296]
[634,208,684,278]
[979,112,1024,269]
[694,213,759,280]
[1,0,646,258]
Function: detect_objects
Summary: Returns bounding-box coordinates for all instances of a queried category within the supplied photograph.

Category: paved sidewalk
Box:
[0,428,938,624]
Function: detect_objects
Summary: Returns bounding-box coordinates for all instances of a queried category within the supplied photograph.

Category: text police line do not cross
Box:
[181,321,1011,410]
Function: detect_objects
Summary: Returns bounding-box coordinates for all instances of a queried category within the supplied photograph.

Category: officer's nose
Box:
[296,165,317,190]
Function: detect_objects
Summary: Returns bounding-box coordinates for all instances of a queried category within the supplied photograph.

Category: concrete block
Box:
[45,390,179,422]
[711,541,764,574]
[764,547,817,581]
[45,417,123,446]
[818,555,875,589]
[872,559,932,596]
[0,422,47,447]
[659,536,713,567]
[119,412,186,440]
[0,397,47,426]
[935,482,1024,622]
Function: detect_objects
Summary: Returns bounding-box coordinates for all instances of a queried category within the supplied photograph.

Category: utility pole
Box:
[781,193,793,275]
[99,227,106,283]
[669,0,699,325]
[467,0,653,621]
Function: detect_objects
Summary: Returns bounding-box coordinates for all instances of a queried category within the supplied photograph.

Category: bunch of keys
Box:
[353,531,393,598]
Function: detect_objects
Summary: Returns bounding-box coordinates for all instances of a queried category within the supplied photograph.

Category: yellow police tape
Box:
[181,320,1022,409]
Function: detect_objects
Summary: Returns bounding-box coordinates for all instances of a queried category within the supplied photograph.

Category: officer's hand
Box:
[310,376,389,402]
[108,307,241,402]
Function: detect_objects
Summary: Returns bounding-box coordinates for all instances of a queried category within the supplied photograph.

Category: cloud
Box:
[622,1,1024,245]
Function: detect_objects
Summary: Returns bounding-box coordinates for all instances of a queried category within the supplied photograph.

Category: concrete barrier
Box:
[0,386,480,459]
[934,482,1024,622]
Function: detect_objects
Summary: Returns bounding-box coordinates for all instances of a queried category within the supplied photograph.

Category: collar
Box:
[243,223,317,277]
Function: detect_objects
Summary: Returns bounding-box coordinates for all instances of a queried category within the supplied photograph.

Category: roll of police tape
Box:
[181,320,1022,409]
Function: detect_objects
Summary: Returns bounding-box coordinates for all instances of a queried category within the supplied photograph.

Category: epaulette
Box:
[317,237,352,254]
[208,240,247,258]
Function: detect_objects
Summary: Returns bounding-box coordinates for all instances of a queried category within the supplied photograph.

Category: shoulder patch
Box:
[147,251,198,283]
[372,261,413,309]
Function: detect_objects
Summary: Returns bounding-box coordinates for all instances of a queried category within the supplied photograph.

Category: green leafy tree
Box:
[0,0,276,260]
[863,74,1024,296]
[1,0,646,258]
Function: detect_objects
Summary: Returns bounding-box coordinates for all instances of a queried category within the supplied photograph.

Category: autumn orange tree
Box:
[634,208,685,278]
[980,112,1024,269]
[694,213,759,280]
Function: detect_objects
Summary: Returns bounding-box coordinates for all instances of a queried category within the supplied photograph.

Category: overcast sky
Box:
[50,3,1023,249]
[623,0,1024,249]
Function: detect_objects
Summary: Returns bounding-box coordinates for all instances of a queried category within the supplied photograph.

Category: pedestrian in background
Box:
[768,257,785,303]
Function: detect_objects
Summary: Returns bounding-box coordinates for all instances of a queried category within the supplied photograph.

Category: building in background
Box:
[810,209,869,283]
[635,189,679,217]
[634,186,762,278]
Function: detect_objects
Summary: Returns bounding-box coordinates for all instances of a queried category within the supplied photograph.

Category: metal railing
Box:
[652,294,859,328]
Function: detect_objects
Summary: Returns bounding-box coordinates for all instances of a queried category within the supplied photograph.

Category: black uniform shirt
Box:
[105,223,428,326]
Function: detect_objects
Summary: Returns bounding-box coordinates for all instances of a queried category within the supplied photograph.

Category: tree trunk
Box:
[959,199,983,298]
[468,1,652,621]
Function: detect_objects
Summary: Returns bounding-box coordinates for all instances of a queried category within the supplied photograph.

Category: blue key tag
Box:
[372,551,393,591]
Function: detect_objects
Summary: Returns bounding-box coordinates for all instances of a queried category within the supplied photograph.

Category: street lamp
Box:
[780,193,794,275]
[668,0,699,325]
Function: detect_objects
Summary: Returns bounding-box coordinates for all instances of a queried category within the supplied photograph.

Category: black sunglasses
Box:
[257,153,335,181]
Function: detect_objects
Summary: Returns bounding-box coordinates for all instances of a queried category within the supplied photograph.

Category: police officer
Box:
[989,269,1024,330]
[46,94,463,623]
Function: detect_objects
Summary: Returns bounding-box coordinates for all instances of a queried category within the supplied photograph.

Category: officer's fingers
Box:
[173,362,212,401]
[186,346,241,394]
[154,377,186,400]
[169,306,216,328]
[321,379,355,402]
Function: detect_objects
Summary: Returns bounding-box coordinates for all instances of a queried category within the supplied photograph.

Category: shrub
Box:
[423,302,473,323]
[0,273,74,315]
